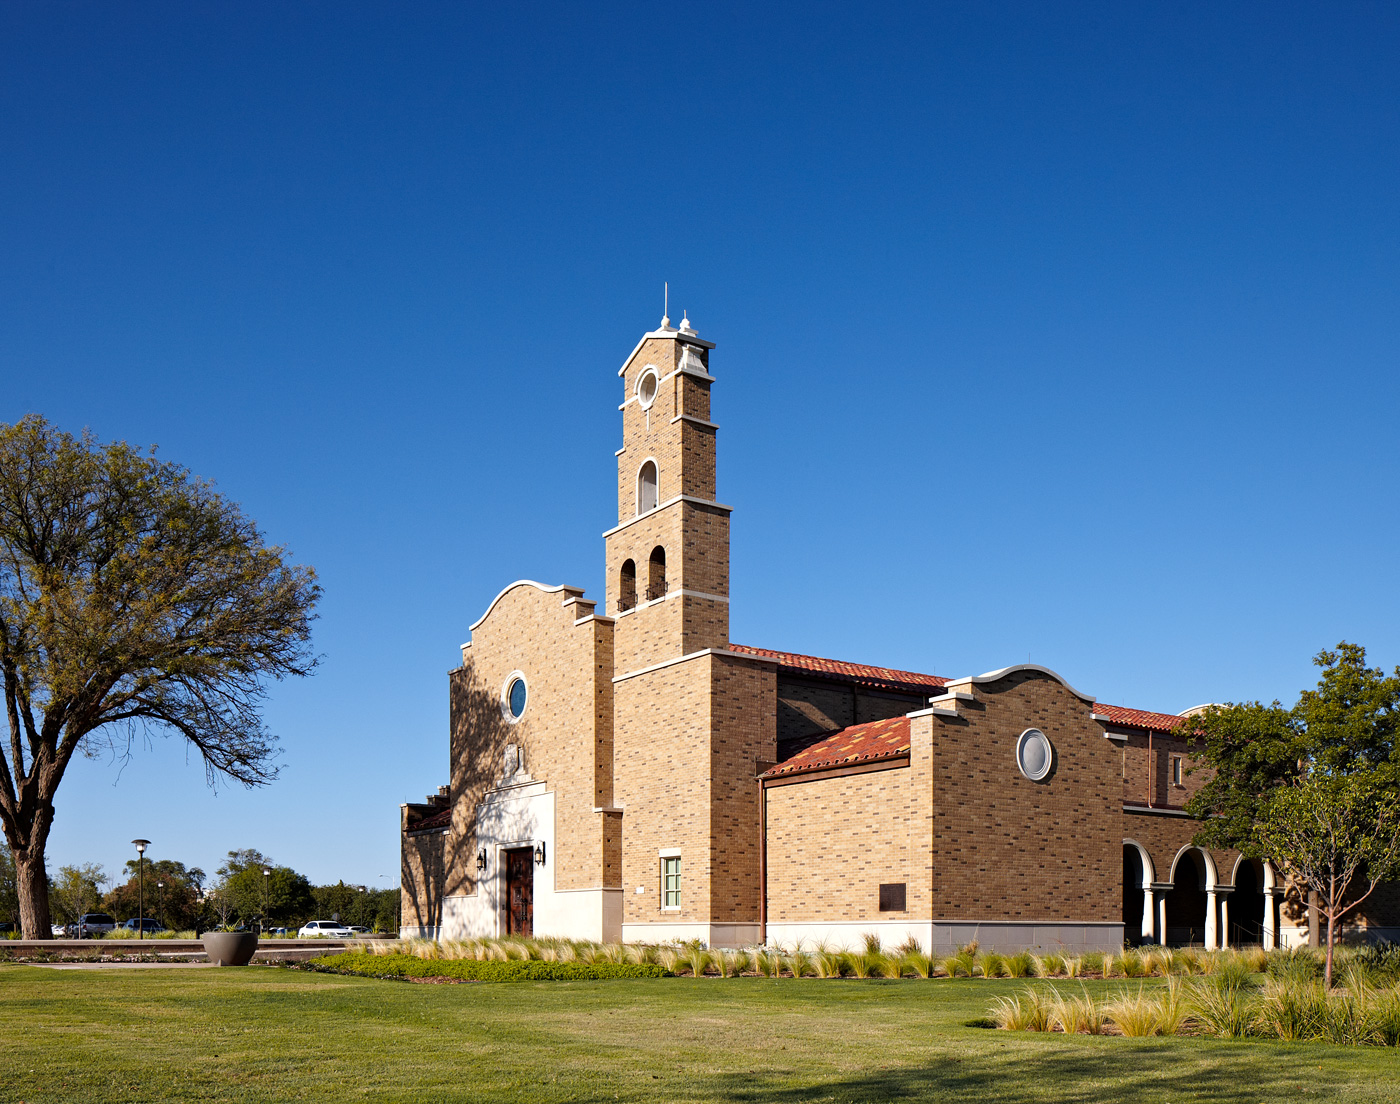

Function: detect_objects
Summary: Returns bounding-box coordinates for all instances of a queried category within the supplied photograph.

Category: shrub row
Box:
[357,936,1400,984]
[313,951,670,982]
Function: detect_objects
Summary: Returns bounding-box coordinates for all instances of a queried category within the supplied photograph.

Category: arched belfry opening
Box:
[637,460,658,514]
[618,559,636,612]
[647,546,666,602]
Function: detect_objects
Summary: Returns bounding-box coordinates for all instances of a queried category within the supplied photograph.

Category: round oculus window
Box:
[502,673,527,722]
[1016,728,1053,781]
[636,367,659,410]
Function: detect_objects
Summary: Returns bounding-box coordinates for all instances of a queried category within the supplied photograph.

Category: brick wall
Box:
[765,764,917,923]
[776,677,924,746]
[614,656,715,924]
[1120,730,1213,808]
[708,654,777,921]
[927,671,1121,922]
[401,815,446,932]
[434,583,612,901]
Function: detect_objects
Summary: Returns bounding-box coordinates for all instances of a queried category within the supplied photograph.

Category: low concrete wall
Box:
[0,937,394,963]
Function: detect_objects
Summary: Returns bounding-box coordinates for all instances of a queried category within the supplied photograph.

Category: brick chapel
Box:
[400,314,1396,953]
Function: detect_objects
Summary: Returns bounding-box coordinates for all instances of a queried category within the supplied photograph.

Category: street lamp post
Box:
[131,840,151,940]
[262,868,271,934]
[157,882,165,931]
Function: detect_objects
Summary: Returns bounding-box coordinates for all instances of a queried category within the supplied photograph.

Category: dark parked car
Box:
[121,918,166,934]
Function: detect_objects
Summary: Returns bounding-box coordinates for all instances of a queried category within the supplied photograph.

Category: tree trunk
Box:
[1324,910,1336,989]
[16,847,53,939]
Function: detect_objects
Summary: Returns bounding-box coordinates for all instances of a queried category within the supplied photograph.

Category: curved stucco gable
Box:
[469,580,584,632]
[945,663,1096,704]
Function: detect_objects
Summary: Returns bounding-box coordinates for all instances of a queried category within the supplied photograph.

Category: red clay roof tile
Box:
[408,807,451,833]
[731,645,948,694]
[762,716,911,779]
[1096,703,1184,734]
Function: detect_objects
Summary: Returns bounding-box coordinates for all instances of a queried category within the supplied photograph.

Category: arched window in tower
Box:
[637,460,658,514]
[647,546,667,601]
[618,559,636,613]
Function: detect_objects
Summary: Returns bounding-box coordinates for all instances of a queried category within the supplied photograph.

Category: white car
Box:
[298,920,354,938]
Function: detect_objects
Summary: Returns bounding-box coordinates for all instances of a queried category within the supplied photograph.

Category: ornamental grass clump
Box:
[1049,986,1106,1035]
[814,945,844,979]
[990,987,1052,1032]
[902,951,936,979]
[683,946,711,978]
[1190,974,1257,1039]
[980,952,1007,979]
[1142,948,1172,977]
[848,949,879,979]
[946,950,976,978]
[1256,976,1327,1041]
[1369,989,1400,1046]
[1105,985,1166,1037]
[784,948,813,978]
[1035,953,1064,978]
[1005,951,1034,979]
[713,948,748,978]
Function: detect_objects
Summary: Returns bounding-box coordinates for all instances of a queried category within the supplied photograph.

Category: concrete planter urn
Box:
[202,932,259,966]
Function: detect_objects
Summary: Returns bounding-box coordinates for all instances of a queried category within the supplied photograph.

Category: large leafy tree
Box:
[1256,772,1400,986]
[0,416,320,937]
[1183,643,1400,967]
[105,858,206,930]
[1184,644,1400,849]
[48,862,109,928]
[216,848,315,928]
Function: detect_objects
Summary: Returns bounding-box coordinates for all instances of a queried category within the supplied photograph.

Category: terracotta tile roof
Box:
[1096,703,1184,734]
[407,807,450,833]
[762,717,911,780]
[731,645,948,694]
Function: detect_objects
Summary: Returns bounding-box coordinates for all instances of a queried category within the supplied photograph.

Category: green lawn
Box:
[1,966,1396,1103]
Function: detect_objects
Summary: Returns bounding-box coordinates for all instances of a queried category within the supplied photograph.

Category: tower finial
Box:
[661,281,671,329]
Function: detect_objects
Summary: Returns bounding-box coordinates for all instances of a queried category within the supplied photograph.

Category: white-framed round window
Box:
[1016,728,1053,781]
[636,365,659,410]
[501,671,528,723]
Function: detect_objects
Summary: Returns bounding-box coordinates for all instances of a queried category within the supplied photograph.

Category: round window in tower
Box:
[501,671,528,723]
[636,366,659,410]
[1016,728,1053,781]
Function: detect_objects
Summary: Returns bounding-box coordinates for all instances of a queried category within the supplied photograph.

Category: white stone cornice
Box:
[613,647,779,684]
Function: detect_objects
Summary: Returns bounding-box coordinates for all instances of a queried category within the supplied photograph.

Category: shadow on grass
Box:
[692,1041,1337,1104]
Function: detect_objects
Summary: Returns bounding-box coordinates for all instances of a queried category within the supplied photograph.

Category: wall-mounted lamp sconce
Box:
[476,848,487,871]
[533,841,546,866]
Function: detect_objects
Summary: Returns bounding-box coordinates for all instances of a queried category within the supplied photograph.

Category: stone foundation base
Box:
[764,919,1125,954]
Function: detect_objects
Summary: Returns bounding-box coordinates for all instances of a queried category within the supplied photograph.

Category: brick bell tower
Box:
[607,308,774,947]
[605,310,729,673]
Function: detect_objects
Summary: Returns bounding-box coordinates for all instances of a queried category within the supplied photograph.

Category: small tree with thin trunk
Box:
[0,416,319,937]
[1255,771,1400,987]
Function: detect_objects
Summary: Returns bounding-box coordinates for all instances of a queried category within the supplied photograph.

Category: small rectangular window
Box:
[662,856,681,909]
[1172,757,1182,786]
[878,883,906,912]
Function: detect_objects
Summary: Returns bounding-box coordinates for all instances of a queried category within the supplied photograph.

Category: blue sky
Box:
[3,2,1397,889]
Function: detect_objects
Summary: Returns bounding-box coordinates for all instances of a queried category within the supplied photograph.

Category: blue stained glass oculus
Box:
[507,678,527,719]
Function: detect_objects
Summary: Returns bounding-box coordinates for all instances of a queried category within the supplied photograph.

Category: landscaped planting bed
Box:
[311,950,669,981]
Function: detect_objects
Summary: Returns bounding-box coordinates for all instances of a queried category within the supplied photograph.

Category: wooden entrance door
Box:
[505,847,534,937]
